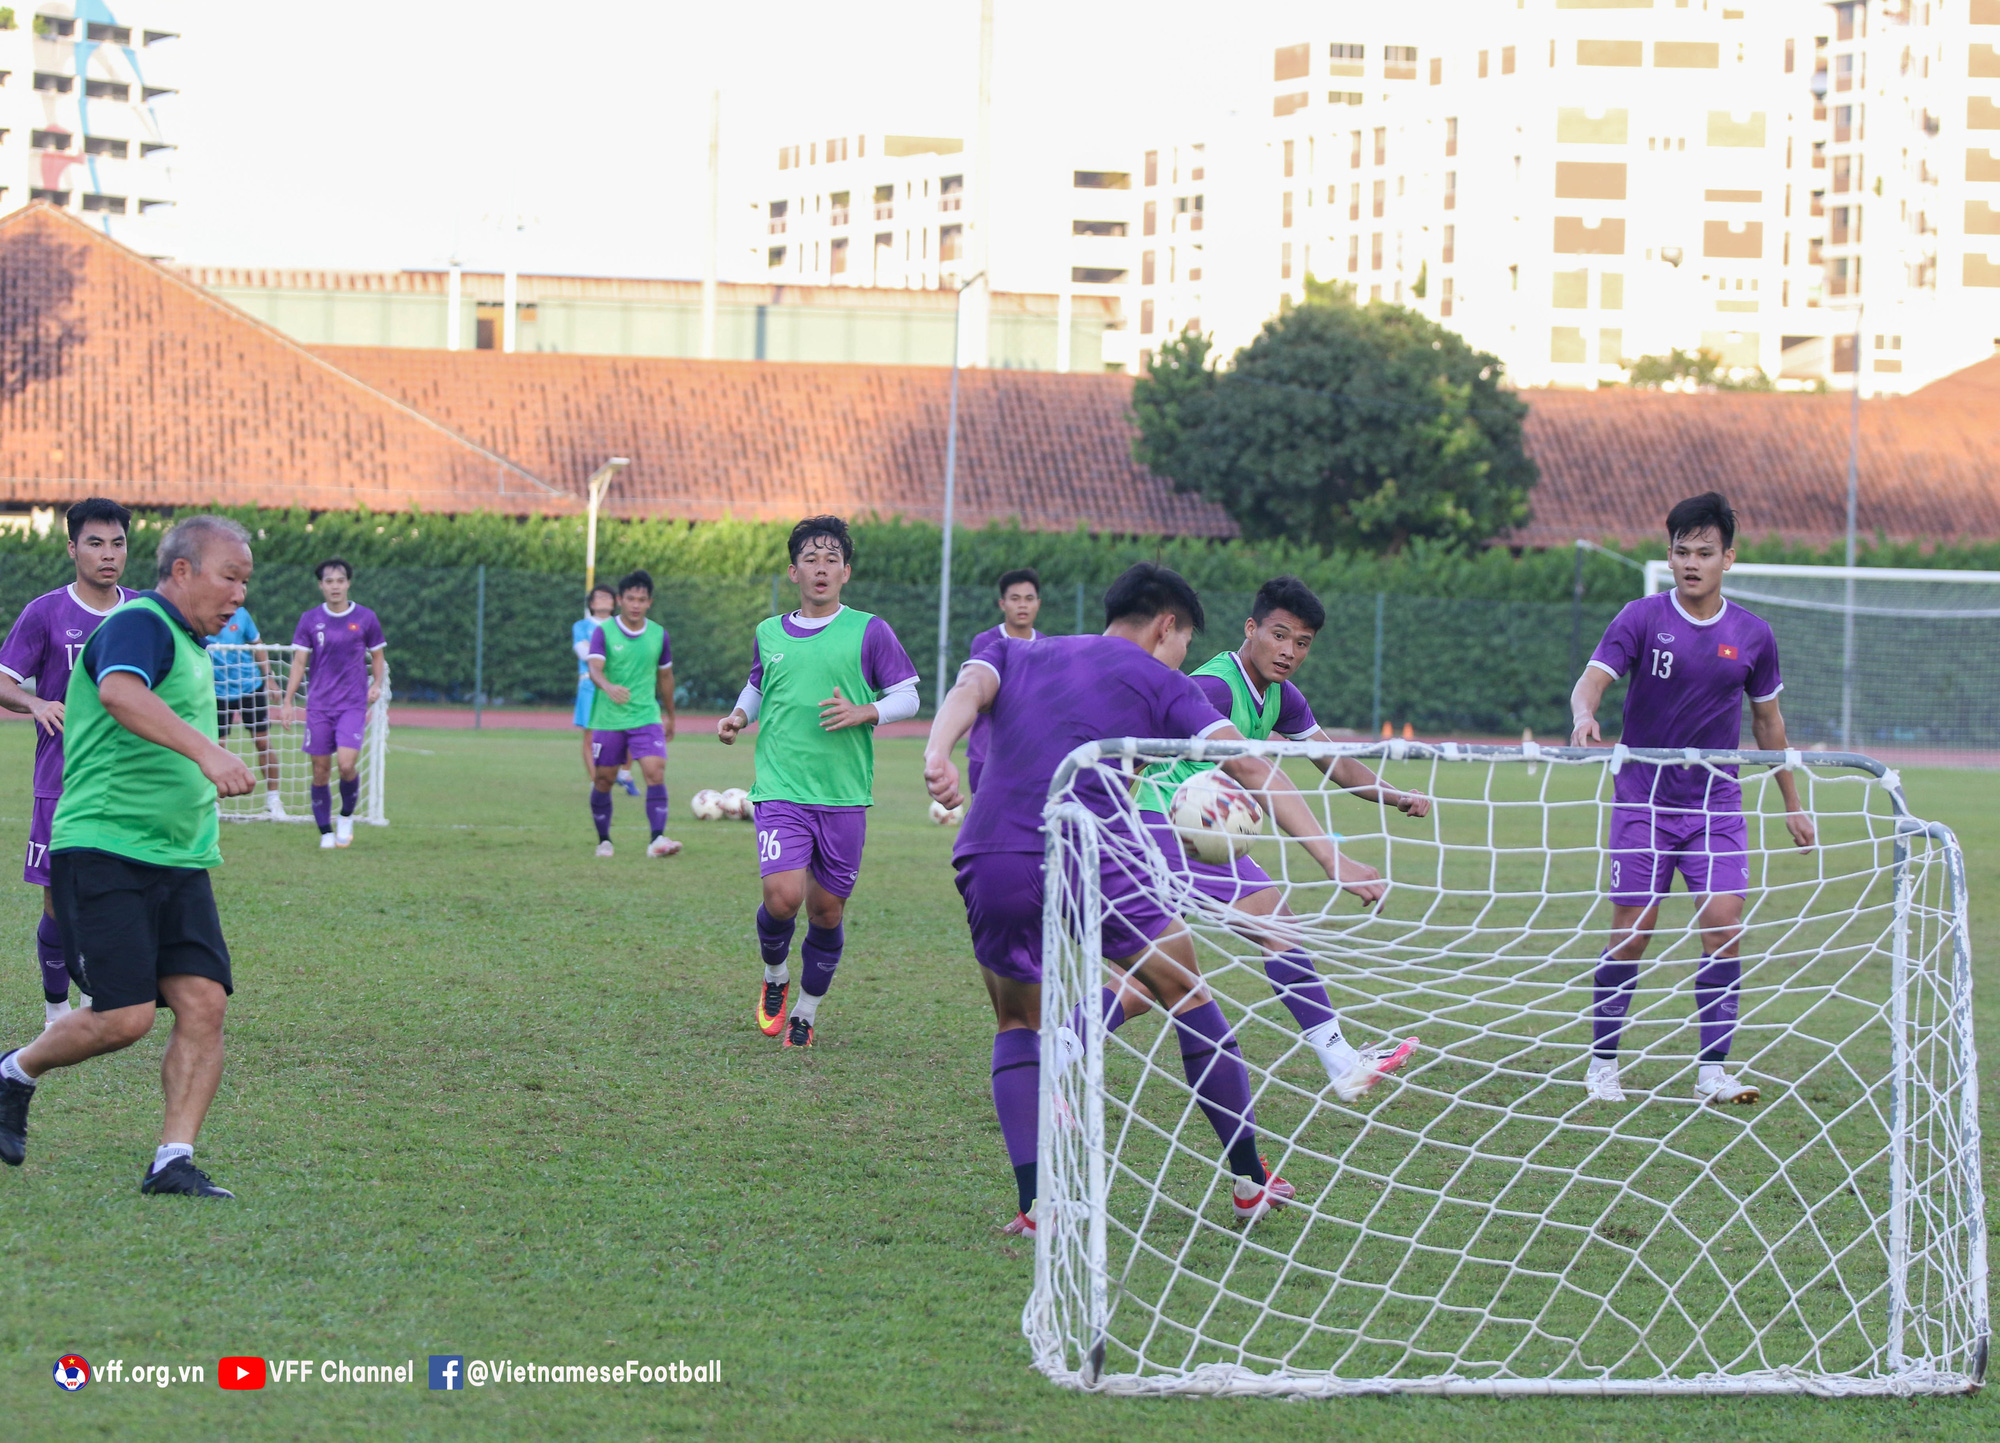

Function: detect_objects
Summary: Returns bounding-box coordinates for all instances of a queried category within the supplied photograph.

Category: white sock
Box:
[152,1143,192,1173]
[763,964,789,985]
[1698,1061,1729,1086]
[792,990,822,1024]
[0,1050,35,1087]
[44,999,71,1024]
[1302,1019,1360,1078]
[1050,1023,1084,1082]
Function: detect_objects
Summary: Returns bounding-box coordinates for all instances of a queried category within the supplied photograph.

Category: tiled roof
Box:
[0,204,560,513]
[1514,384,2000,547]
[315,346,1238,535]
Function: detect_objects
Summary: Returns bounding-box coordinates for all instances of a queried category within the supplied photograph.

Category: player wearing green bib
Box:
[585,570,680,859]
[1130,576,1433,1102]
[718,517,919,1048]
[0,516,258,1198]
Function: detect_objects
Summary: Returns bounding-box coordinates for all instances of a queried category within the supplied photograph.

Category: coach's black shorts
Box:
[217,691,268,735]
[49,850,233,1013]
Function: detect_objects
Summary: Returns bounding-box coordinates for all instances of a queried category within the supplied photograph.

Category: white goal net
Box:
[208,644,391,826]
[1030,739,1985,1397]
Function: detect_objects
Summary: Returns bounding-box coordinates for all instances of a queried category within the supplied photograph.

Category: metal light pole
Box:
[583,456,632,593]
[936,270,987,708]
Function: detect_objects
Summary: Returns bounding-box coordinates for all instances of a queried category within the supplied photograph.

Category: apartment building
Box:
[749,127,1157,369]
[0,2,180,254]
[1254,1,1998,392]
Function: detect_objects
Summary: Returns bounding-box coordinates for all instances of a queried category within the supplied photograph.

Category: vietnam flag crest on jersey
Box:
[1717,644,1739,660]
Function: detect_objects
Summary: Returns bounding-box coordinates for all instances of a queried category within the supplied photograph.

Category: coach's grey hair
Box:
[155,514,253,583]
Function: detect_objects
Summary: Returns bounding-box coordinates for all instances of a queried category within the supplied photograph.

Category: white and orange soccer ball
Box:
[690,789,725,821]
[1170,773,1264,865]
[928,799,964,827]
[719,788,751,820]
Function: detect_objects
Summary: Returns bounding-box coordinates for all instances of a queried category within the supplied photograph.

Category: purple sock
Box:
[755,905,796,969]
[311,784,332,832]
[800,923,843,998]
[1694,954,1742,1063]
[992,1029,1041,1214]
[1592,952,1638,1059]
[1065,987,1127,1039]
[338,777,358,816]
[36,913,66,1004]
[590,788,613,842]
[645,784,668,837]
[1173,1000,1265,1184]
[1265,949,1336,1032]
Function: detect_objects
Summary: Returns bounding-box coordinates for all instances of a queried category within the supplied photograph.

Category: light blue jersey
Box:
[571,615,602,679]
[205,606,263,698]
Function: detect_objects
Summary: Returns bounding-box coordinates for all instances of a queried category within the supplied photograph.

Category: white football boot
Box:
[1695,1064,1759,1106]
[1585,1057,1626,1103]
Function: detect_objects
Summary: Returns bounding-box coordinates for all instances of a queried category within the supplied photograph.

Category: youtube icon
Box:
[219,1357,267,1390]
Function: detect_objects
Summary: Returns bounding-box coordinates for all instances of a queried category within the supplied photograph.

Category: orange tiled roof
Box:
[312,346,1238,535]
[0,204,562,513]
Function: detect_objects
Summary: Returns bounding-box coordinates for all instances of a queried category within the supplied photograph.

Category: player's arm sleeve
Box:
[1276,681,1320,739]
[1162,673,1231,741]
[1748,630,1783,703]
[0,608,44,684]
[872,678,921,725]
[734,639,763,721]
[659,629,672,669]
[364,611,386,652]
[1587,603,1641,679]
[588,627,609,660]
[82,608,175,689]
[291,615,312,649]
[1190,672,1234,717]
[860,617,920,694]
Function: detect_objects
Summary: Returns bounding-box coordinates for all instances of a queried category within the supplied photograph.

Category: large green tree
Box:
[1130,282,1536,552]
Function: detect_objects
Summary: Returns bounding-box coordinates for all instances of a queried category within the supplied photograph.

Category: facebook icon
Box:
[428,1355,464,1391]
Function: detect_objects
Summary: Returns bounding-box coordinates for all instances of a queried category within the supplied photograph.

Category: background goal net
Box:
[208,644,391,826]
[1030,740,1984,1396]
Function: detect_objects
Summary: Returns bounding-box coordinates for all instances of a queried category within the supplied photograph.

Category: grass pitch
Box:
[0,726,1991,1440]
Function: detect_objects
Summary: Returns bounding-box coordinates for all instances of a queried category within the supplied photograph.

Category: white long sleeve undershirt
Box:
[733,675,919,725]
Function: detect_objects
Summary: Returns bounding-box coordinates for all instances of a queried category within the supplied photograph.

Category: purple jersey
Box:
[292,603,387,713]
[0,584,138,798]
[954,633,1229,859]
[1191,660,1319,739]
[965,625,1041,790]
[744,610,917,692]
[1589,591,1783,809]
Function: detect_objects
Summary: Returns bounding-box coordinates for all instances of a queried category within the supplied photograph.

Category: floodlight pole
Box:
[936,270,986,710]
[1840,305,1862,749]
[584,457,632,593]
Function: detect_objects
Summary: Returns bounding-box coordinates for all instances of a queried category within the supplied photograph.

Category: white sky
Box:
[169,0,1280,280]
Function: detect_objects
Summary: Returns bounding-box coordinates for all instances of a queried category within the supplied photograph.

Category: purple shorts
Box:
[953,847,1177,985]
[754,798,867,899]
[1140,810,1275,906]
[303,706,367,756]
[1607,805,1750,905]
[590,723,668,769]
[23,795,56,887]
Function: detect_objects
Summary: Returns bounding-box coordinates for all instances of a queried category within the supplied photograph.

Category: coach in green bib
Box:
[0,516,258,1198]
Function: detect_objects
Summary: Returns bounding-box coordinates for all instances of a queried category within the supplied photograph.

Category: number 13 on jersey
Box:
[1649,648,1674,679]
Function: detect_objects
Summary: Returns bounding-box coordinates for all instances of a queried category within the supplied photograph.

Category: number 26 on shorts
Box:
[757,830,782,864]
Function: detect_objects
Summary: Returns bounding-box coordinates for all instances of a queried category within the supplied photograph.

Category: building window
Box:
[1330,42,1364,61]
[83,79,129,100]
[85,21,132,42]
[1445,117,1458,158]
[1599,329,1624,365]
[939,225,963,261]
[1373,128,1387,165]
[829,237,849,275]
[1281,243,1293,280]
[1141,299,1156,335]
[1551,327,1587,364]
[1372,179,1385,218]
[1832,156,1853,193]
[1385,45,1418,80]
[1347,235,1360,273]
[1835,53,1855,92]
[874,184,893,220]
[828,190,851,226]
[1072,170,1131,189]
[1071,267,1127,284]
[1442,226,1454,263]
[1443,172,1456,210]
[83,136,128,158]
[767,199,788,234]
[825,137,848,163]
[1142,250,1156,285]
[1349,183,1361,221]
[1073,219,1127,237]
[37,14,77,35]
[1502,45,1516,74]
[33,73,75,92]
[1440,277,1454,317]
[1350,131,1362,168]
[30,128,70,149]
[1274,42,1311,81]
[29,188,70,205]
[1274,91,1309,118]
[1142,200,1157,236]
[1283,139,1295,178]
[1785,37,1795,73]
[767,246,786,268]
[777,144,800,170]
[1145,150,1158,186]
[1828,256,1861,297]
[81,193,127,214]
[1371,233,1383,269]
[939,175,963,212]
[1479,49,1489,78]
[1282,191,1294,228]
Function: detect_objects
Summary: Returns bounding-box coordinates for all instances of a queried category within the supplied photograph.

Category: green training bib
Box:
[748,607,880,808]
[587,617,668,730]
[1135,651,1282,814]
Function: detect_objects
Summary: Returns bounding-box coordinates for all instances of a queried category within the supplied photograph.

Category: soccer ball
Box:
[690,789,725,821]
[928,799,964,827]
[719,787,750,820]
[1170,773,1263,865]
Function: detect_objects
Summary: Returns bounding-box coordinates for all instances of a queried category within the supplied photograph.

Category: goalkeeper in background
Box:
[1570,492,1815,1107]
[1133,574,1430,1101]
[573,585,637,794]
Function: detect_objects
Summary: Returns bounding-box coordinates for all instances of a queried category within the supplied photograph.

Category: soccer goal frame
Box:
[208,644,392,827]
[1027,738,1986,1397]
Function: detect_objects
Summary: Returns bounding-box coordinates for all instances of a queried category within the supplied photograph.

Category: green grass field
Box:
[0,725,1991,1440]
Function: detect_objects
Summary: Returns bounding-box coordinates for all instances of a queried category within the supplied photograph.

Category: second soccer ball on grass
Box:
[690,789,725,821]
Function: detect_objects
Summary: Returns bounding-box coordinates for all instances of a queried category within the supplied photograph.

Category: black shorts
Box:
[217,692,268,735]
[49,850,233,1013]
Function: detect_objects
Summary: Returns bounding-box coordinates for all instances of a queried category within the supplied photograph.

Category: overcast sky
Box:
[169,0,1279,279]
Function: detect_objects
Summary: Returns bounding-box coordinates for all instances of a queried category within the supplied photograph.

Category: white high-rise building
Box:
[0,2,181,256]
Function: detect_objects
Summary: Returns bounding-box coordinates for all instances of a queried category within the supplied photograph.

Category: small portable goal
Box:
[208,644,391,826]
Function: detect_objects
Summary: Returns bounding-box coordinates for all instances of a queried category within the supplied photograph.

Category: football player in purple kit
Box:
[0,499,137,1025]
[719,517,921,1049]
[925,564,1387,1237]
[963,568,1043,793]
[280,559,387,850]
[1570,493,1816,1107]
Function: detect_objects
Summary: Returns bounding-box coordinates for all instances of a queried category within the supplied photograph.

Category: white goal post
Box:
[1029,738,1985,1397]
[207,644,391,826]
